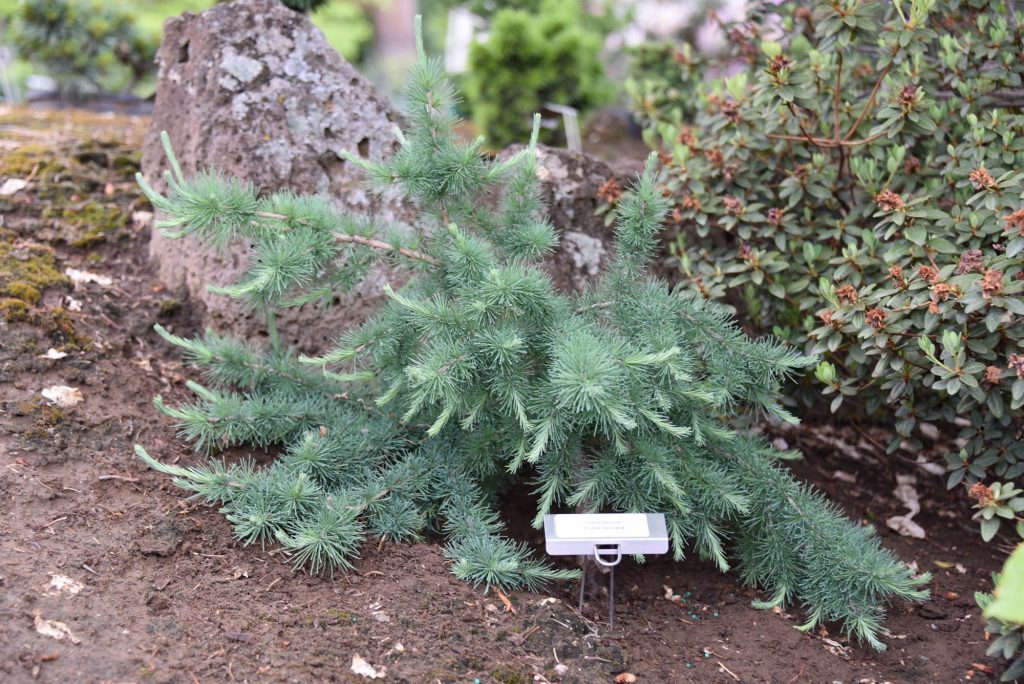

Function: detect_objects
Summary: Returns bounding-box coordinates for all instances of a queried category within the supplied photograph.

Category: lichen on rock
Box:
[142,0,410,350]
[142,0,629,347]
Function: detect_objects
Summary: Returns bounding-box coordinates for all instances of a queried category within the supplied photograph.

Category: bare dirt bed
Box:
[0,107,1008,683]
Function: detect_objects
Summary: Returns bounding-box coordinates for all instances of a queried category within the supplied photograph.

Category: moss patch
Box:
[40,307,90,350]
[0,297,31,322]
[19,398,70,439]
[4,281,42,304]
[490,666,527,684]
[0,240,68,291]
[158,298,182,317]
[0,143,65,178]
[43,201,129,248]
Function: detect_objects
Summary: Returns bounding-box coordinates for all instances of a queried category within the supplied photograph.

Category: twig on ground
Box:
[719,660,741,681]
[496,587,517,615]
[98,474,139,482]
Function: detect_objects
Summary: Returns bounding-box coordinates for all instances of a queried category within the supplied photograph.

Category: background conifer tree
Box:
[136,19,929,649]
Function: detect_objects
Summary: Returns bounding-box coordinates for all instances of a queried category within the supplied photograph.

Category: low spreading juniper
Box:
[135,19,929,649]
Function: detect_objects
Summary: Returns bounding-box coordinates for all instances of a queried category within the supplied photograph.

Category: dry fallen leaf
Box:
[44,575,85,597]
[351,653,386,679]
[887,515,925,539]
[0,178,28,196]
[914,459,946,477]
[831,470,857,484]
[615,673,638,683]
[64,267,113,287]
[33,612,81,644]
[886,474,925,539]
[132,210,154,229]
[41,385,84,408]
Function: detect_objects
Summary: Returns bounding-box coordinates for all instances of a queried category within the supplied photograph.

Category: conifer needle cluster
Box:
[135,19,928,649]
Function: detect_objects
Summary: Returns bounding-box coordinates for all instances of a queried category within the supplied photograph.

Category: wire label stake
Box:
[544,513,668,629]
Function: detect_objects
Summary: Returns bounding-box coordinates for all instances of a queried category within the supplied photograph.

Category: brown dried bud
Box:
[596,178,623,204]
[767,54,793,82]
[1010,353,1024,379]
[956,249,985,275]
[931,283,958,303]
[984,366,1004,387]
[819,310,836,328]
[836,284,859,305]
[917,266,940,285]
[671,206,684,223]
[720,98,741,123]
[898,85,918,112]
[969,166,996,191]
[722,196,743,215]
[657,150,674,167]
[981,268,1004,299]
[1003,208,1024,235]
[738,243,753,260]
[969,482,995,507]
[889,265,907,288]
[865,306,888,329]
[705,147,724,168]
[681,194,702,212]
[676,127,696,148]
[875,189,905,212]
[904,155,922,175]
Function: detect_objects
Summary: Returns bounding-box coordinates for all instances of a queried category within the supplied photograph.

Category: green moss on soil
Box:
[0,143,65,178]
[490,666,527,684]
[4,281,42,304]
[42,201,129,248]
[41,307,90,350]
[158,298,182,317]
[0,240,68,290]
[113,151,142,174]
[0,297,31,322]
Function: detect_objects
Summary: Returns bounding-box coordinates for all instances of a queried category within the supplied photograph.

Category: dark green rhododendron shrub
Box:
[627,0,1024,539]
[977,544,1024,682]
[463,0,612,147]
[135,21,927,649]
[12,0,157,98]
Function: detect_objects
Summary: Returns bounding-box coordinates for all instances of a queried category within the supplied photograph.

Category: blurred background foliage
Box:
[0,0,374,100]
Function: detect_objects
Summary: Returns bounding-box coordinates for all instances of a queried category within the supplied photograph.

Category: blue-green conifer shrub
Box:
[135,19,928,650]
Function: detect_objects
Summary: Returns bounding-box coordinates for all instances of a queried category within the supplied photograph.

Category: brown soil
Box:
[0,107,1007,684]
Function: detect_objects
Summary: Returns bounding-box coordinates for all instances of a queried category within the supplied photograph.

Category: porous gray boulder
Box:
[143,0,409,349]
[143,0,628,348]
[504,144,622,292]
